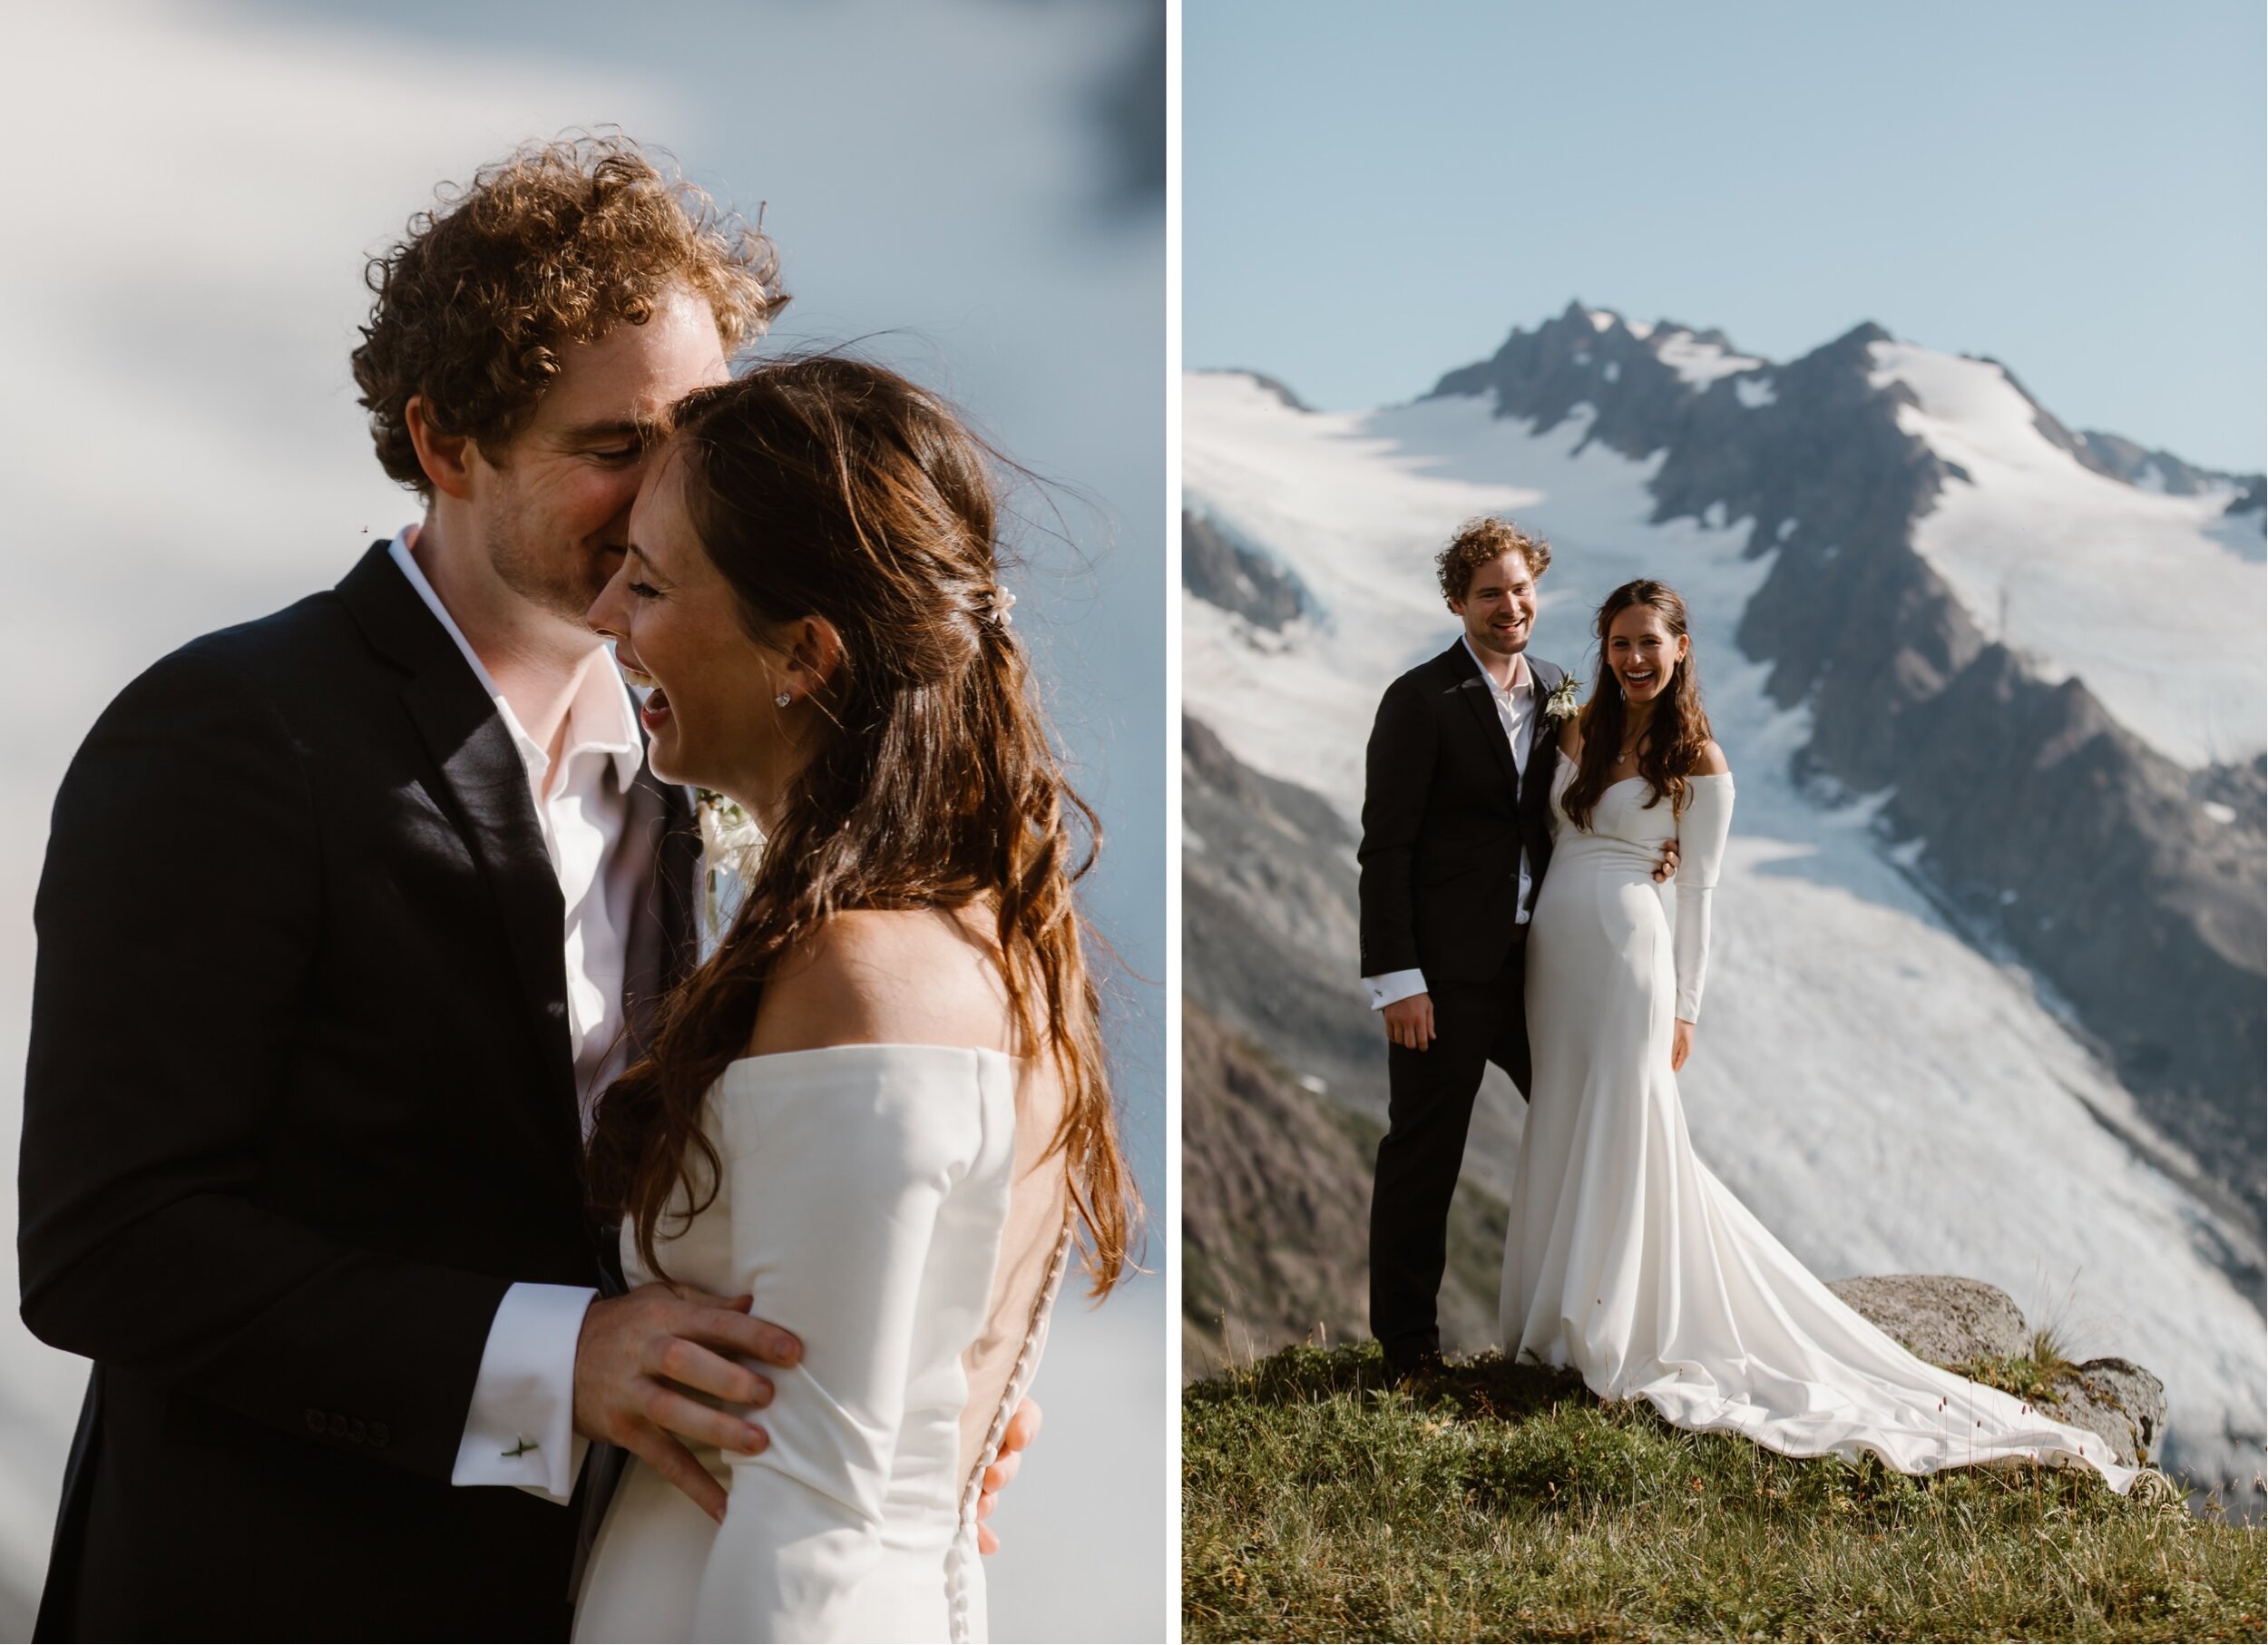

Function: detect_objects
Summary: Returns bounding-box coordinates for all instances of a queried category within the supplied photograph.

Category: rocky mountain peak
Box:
[2073,428,2263,500]
[1198,367,1311,413]
[1817,318,1895,363]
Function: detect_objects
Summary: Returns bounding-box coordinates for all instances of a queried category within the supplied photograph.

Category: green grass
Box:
[1947,1327,2098,1422]
[1183,1343,2266,1642]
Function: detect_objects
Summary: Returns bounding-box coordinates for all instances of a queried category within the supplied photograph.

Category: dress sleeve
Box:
[689,1051,985,1641]
[1671,778,1735,1023]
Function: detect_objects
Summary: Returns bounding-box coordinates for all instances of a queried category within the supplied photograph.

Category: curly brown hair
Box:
[1435,515,1551,603]
[352,132,786,494]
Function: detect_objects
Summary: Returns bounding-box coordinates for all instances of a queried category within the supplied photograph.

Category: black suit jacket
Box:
[1356,640,1565,984]
[17,542,699,1641]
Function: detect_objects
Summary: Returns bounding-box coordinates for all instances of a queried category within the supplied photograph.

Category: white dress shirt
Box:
[1364,639,1538,1012]
[387,529,642,1503]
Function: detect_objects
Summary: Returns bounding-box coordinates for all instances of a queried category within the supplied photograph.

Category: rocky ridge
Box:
[1182,509,1310,632]
[2073,427,2256,498]
[1181,711,1524,1366]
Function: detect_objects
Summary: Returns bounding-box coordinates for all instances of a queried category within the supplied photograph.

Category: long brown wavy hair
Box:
[1560,579,1714,832]
[584,356,1135,1297]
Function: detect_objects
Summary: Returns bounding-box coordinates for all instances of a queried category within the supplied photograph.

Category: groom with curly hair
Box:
[17,135,1034,1640]
[1358,517,1672,1383]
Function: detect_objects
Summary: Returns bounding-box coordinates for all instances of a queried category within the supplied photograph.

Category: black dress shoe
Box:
[1387,1348,1447,1386]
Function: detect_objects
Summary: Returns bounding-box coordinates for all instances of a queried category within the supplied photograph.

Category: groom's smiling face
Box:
[456,285,732,631]
[1449,550,1540,663]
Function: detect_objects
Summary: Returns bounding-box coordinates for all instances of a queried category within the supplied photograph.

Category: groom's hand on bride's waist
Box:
[1655,837,1680,882]
[572,1281,803,1523]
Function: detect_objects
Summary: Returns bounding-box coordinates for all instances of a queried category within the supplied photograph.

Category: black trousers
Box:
[1367,938,1531,1367]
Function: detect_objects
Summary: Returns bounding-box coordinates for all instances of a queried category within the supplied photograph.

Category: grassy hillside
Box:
[1185,1344,2265,1642]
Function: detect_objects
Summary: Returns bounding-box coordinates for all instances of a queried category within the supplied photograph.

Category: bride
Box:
[571,357,1136,1640]
[1501,578,2135,1493]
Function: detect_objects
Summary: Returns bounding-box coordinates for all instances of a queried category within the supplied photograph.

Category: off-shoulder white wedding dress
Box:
[573,1043,1072,1643]
[1501,756,2135,1492]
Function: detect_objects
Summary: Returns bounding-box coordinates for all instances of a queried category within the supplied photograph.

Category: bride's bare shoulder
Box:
[747,906,1011,1058]
[1693,739,1732,776]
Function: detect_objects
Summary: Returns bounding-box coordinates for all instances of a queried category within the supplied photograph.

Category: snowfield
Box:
[1867,343,2262,769]
[1654,328,1766,387]
[1184,367,2266,1497]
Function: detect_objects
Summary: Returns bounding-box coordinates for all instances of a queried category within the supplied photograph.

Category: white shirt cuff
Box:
[1364,968,1429,1010]
[451,1281,595,1503]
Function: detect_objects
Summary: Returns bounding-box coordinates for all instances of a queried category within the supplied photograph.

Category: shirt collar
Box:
[386,526,643,795]
[564,642,645,795]
[1460,633,1532,698]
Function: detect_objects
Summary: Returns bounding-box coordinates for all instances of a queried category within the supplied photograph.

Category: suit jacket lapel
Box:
[399,669,579,1155]
[1517,662,1546,773]
[621,767,700,1064]
[337,543,580,1174]
[1520,660,1561,835]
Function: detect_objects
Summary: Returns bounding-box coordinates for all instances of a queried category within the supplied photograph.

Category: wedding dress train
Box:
[573,1043,1072,1642]
[1501,757,2135,1492]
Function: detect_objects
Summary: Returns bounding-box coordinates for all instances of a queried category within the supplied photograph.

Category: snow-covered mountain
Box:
[1420,305,2265,1222]
[1865,342,2258,768]
[1181,305,2265,1506]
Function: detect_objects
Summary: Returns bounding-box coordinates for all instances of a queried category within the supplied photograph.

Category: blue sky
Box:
[1187,0,2265,472]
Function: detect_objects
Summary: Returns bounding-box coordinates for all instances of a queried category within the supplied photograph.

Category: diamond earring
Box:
[774,690,793,709]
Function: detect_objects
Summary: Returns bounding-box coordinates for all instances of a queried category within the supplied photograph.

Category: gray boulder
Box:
[1828,1273,2167,1467]
[1827,1274,2028,1364]
[2056,1358,2169,1468]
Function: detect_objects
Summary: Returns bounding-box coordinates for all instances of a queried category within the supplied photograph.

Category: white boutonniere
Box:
[695,790,766,957]
[1542,675,1581,723]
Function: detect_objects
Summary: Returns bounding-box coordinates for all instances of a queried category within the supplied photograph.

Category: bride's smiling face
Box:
[1606,603,1689,706]
[587,446,835,818]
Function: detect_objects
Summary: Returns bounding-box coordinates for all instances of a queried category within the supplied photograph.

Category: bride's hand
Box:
[974,1395,1042,1554]
[1671,1019,1696,1072]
